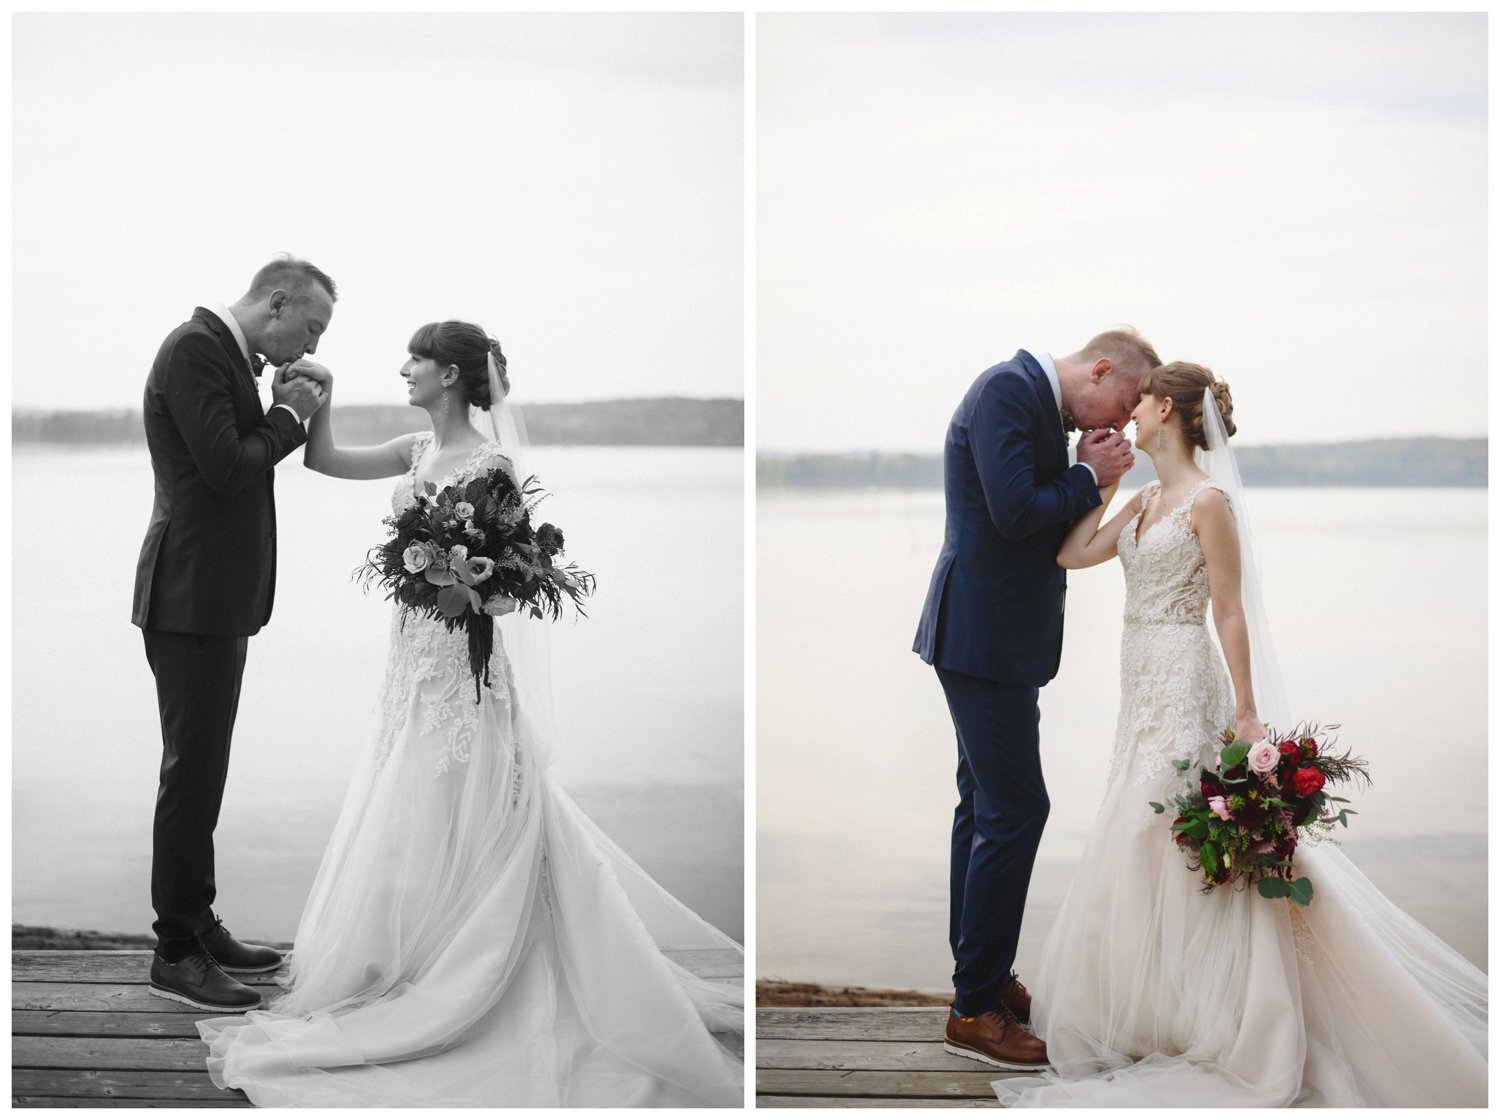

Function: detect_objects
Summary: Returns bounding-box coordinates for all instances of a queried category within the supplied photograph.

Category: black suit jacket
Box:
[132,307,307,637]
[912,350,1101,685]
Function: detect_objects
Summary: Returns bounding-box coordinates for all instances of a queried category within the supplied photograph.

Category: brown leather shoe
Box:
[943,1004,1050,1071]
[1001,971,1033,1029]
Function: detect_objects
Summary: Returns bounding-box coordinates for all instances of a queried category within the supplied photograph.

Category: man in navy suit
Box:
[133,256,335,1012]
[914,329,1160,1069]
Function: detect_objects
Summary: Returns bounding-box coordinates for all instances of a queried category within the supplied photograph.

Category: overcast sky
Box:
[13,12,742,410]
[758,12,1486,451]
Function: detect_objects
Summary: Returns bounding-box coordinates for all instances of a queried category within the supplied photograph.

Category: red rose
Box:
[1291,768,1325,797]
[1278,742,1299,757]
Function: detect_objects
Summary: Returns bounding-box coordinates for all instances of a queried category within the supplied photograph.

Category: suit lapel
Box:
[1014,350,1067,466]
[194,307,265,420]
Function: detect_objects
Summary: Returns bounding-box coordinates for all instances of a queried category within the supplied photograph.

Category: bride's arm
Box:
[299,370,415,480]
[1057,485,1140,569]
[1195,487,1265,744]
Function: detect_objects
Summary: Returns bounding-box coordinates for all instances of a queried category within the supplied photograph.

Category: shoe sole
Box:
[148,984,261,1013]
[942,1040,1051,1072]
[218,960,283,974]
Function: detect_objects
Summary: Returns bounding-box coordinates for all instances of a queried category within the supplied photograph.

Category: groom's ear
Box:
[1091,357,1114,383]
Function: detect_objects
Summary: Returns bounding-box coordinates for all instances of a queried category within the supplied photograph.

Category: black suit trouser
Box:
[142,629,249,950]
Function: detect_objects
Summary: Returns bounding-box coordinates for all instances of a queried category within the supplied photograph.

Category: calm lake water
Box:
[12,445,744,942]
[758,486,1487,989]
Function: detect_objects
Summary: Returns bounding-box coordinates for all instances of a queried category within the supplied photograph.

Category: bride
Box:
[1001,361,1487,1107]
[196,320,744,1108]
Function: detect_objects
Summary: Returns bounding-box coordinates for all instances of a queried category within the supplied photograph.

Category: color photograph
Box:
[757,11,1485,1108]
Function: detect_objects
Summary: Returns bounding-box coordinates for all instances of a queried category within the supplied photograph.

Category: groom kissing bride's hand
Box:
[912,328,1162,1073]
[1075,426,1135,488]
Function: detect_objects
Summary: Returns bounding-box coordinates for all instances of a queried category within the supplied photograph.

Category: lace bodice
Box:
[391,432,514,515]
[376,431,519,777]
[1109,476,1235,795]
[1117,477,1225,626]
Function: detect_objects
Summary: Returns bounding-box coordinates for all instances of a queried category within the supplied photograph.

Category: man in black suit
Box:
[914,329,1157,1069]
[133,255,335,1011]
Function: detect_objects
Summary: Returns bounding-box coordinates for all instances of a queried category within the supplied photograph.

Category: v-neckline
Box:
[411,434,495,496]
[1133,478,1210,548]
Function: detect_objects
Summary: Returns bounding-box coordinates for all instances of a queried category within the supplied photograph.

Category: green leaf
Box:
[1257,878,1293,899]
[435,584,471,619]
[1172,757,1193,773]
[1289,877,1314,906]
[1220,742,1250,770]
[1148,801,1165,815]
[1200,842,1220,876]
[1184,819,1209,841]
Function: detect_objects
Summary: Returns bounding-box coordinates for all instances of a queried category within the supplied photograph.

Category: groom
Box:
[913,329,1159,1069]
[133,256,335,1012]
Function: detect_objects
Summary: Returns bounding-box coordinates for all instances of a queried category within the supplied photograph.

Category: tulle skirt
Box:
[993,628,1486,1107]
[197,614,743,1107]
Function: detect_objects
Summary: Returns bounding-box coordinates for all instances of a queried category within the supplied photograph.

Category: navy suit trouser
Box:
[936,665,1050,1017]
[143,629,249,955]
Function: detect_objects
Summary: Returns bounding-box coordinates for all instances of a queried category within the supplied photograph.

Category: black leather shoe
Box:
[198,915,283,974]
[149,950,261,1012]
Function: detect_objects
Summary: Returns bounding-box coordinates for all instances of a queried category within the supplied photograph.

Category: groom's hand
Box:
[284,359,333,393]
[1078,428,1134,488]
[272,365,327,421]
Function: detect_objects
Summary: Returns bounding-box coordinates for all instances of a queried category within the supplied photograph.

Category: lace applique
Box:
[1108,478,1236,794]
[370,434,517,776]
[1288,900,1316,966]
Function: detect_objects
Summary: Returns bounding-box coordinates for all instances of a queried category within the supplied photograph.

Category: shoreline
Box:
[757,979,949,1007]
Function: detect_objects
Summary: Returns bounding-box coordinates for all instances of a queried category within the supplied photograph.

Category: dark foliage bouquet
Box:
[1150,724,1370,906]
[358,465,595,701]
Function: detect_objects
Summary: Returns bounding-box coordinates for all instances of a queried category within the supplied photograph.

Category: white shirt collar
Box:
[209,302,252,366]
[1037,350,1062,414]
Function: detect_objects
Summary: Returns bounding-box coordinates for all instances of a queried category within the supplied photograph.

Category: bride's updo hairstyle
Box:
[1138,361,1236,450]
[408,320,510,411]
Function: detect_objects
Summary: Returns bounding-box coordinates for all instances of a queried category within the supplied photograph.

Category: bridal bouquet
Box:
[1150,724,1370,906]
[357,465,595,701]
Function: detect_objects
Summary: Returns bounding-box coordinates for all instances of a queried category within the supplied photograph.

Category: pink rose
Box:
[1208,795,1231,821]
[1247,739,1279,776]
[401,543,430,574]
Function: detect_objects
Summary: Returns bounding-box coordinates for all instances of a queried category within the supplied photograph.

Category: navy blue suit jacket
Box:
[132,308,307,637]
[913,351,1102,685]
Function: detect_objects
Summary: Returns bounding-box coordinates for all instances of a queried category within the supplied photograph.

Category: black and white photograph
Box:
[12,12,744,1107]
[755,12,1486,1108]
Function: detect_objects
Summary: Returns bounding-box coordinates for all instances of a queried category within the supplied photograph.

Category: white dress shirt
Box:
[209,302,304,425]
[1037,350,1096,485]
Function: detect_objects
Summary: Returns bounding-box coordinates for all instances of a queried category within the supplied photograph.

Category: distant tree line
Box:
[758,438,1486,489]
[13,398,744,448]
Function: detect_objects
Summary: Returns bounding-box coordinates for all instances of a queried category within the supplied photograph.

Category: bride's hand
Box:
[1236,714,1267,745]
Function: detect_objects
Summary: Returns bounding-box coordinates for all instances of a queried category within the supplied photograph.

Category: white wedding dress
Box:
[993,478,1487,1108]
[198,435,744,1107]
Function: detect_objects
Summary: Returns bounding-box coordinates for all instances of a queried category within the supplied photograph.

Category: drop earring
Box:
[1155,424,1164,452]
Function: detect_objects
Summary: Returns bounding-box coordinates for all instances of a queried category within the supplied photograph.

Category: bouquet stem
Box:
[467,618,493,703]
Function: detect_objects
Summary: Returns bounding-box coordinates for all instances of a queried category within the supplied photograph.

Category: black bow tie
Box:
[249,353,267,379]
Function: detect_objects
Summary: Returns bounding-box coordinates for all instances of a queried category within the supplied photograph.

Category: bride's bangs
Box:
[407,322,442,361]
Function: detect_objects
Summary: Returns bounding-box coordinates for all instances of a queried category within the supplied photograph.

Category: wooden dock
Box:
[13,948,744,1108]
[758,1007,1019,1107]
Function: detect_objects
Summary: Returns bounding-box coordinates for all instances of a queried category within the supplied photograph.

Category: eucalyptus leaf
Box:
[1257,878,1293,899]
[1289,878,1315,906]
[1149,802,1165,814]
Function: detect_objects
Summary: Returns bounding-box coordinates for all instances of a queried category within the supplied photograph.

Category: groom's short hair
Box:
[1082,327,1160,378]
[246,255,338,305]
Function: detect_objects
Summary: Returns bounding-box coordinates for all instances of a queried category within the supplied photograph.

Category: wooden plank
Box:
[13,1097,251,1108]
[14,983,256,1013]
[757,1095,996,1108]
[15,948,741,984]
[15,1010,224,1040]
[12,1035,210,1072]
[757,1007,949,1041]
[757,1039,994,1072]
[10,1068,242,1101]
[756,1068,1005,1100]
